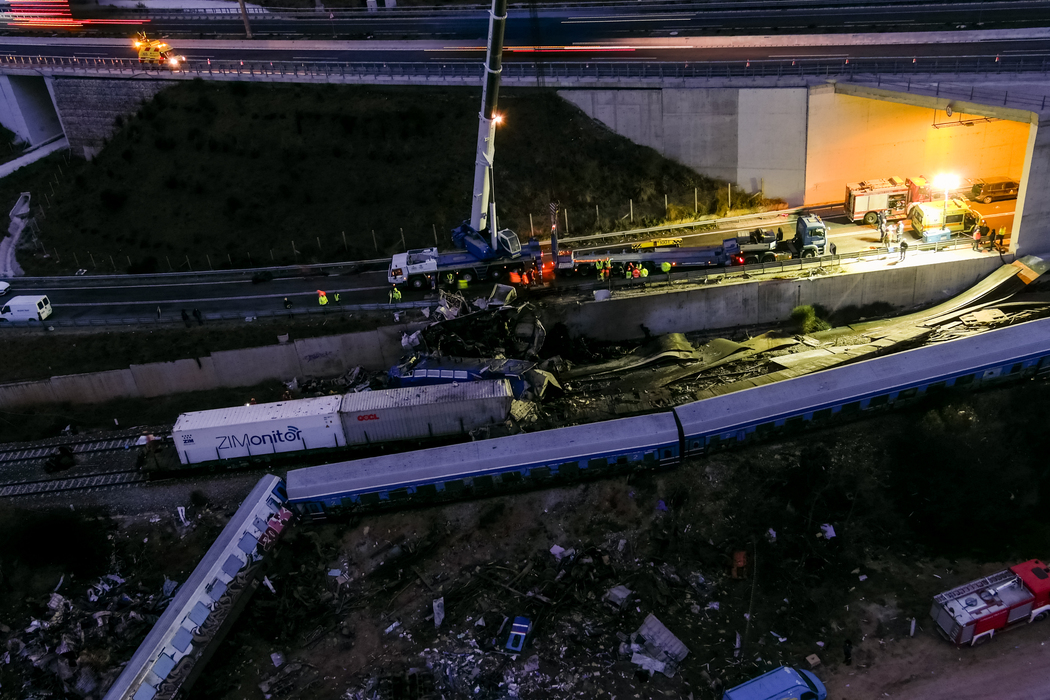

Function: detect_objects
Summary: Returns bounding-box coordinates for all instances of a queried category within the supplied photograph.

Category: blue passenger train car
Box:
[674,317,1050,456]
[286,413,680,518]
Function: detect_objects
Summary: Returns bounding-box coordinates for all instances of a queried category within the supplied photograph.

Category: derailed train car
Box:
[155,380,514,475]
[286,317,1050,518]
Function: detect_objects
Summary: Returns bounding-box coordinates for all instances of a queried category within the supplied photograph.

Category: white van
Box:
[0,295,53,322]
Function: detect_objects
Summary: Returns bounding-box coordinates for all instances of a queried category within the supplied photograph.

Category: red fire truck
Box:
[844,176,932,226]
[930,559,1050,646]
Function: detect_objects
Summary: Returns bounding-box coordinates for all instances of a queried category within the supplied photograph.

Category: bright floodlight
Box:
[933,174,960,191]
[492,113,504,125]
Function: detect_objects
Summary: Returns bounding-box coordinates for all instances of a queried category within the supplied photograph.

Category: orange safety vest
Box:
[509,271,522,284]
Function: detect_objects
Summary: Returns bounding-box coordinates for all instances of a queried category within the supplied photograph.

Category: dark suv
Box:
[970,177,1019,204]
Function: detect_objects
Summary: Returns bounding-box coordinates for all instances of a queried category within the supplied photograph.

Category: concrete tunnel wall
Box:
[805,84,1032,206]
[558,88,809,205]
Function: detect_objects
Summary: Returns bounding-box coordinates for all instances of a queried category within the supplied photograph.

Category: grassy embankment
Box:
[10,82,773,276]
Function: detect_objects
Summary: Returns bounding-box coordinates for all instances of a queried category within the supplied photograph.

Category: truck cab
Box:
[722,666,827,700]
[795,215,828,255]
[389,248,439,287]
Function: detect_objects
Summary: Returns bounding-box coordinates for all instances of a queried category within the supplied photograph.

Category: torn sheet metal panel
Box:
[636,613,689,663]
[390,357,537,398]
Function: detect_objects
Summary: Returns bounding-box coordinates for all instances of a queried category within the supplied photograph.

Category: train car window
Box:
[785,416,804,429]
[812,408,833,422]
[954,374,975,386]
[663,449,673,459]
[444,480,465,493]
[1010,363,1022,375]
[340,498,355,508]
[416,484,438,496]
[707,435,722,449]
[531,466,551,480]
[616,455,629,465]
[266,497,283,512]
[559,462,580,478]
[757,422,774,436]
[501,471,523,484]
[690,441,702,451]
[473,475,494,490]
[588,457,609,470]
[840,401,860,414]
[869,394,889,408]
[389,487,410,500]
[926,381,946,393]
[359,492,381,505]
[643,451,657,464]
[897,388,918,400]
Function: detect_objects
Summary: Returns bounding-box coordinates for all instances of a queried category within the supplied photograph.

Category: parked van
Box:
[970,177,1019,204]
[910,199,981,236]
[0,295,52,322]
[723,666,827,700]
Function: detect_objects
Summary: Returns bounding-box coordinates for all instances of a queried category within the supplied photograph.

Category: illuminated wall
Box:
[805,85,1032,205]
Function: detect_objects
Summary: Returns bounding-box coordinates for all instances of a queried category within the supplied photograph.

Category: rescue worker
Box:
[972,227,982,251]
[640,266,649,286]
[661,261,672,283]
[997,226,1007,251]
[595,259,603,280]
[333,292,341,306]
[445,272,454,288]
[283,297,292,310]
[899,238,909,262]
[317,290,328,306]
[521,269,531,287]
[604,258,613,281]
[897,221,905,241]
[389,285,402,303]
[181,309,191,327]
[509,269,522,285]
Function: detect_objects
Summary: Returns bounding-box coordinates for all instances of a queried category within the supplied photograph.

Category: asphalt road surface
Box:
[57,0,1050,42]
[4,32,1050,66]
[0,200,1015,325]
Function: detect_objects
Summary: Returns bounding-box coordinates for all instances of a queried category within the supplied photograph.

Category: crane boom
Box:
[469,0,508,248]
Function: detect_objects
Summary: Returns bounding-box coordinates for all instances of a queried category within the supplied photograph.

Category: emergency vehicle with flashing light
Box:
[133,33,185,69]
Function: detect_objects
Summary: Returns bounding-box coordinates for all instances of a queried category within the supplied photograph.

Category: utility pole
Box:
[469,0,508,251]
[237,0,253,39]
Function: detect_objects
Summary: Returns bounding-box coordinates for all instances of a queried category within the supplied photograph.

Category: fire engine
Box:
[133,33,185,69]
[930,559,1050,646]
[844,176,932,226]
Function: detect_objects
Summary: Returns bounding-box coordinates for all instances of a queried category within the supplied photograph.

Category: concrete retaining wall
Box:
[0,325,417,409]
[543,256,1003,341]
[558,87,810,204]
[48,77,170,159]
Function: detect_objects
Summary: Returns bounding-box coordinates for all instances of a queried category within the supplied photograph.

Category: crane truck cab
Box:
[134,33,185,69]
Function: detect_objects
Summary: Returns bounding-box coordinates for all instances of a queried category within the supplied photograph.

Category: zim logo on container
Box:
[217,425,303,450]
[357,414,380,421]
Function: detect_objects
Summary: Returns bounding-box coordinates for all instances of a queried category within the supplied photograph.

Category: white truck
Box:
[0,295,52,322]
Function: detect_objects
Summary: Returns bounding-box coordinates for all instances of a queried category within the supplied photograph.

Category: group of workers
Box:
[595,259,670,283]
[972,223,1007,253]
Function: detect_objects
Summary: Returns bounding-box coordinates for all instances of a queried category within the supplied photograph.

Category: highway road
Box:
[59,0,1050,42]
[0,200,1014,326]
[5,30,1050,66]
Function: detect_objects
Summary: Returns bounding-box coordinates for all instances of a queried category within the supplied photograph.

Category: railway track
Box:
[0,469,147,499]
[0,435,167,466]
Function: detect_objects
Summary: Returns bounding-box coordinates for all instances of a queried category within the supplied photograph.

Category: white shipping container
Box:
[340,380,513,445]
[173,396,346,465]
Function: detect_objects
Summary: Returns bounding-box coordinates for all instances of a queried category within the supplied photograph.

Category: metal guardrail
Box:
[0,299,431,329]
[3,55,1049,99]
[8,258,389,288]
[559,207,802,245]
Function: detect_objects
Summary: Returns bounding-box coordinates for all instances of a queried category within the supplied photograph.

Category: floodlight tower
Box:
[469,0,508,251]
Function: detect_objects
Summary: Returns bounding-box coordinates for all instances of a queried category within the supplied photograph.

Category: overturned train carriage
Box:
[286,413,680,519]
[287,317,1050,518]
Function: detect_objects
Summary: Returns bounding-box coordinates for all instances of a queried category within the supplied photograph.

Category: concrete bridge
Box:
[1,41,1048,254]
